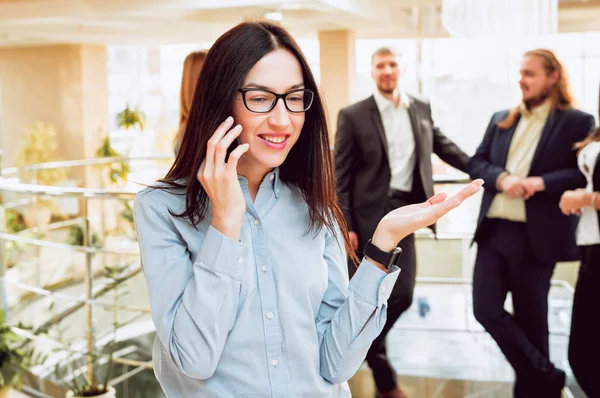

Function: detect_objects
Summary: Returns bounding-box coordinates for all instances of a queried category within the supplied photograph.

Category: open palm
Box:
[373,179,484,251]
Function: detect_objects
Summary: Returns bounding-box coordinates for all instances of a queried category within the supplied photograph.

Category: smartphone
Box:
[225,138,241,162]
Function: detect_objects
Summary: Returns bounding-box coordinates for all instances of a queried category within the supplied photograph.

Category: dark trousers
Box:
[348,189,417,393]
[473,219,565,398]
[568,244,600,397]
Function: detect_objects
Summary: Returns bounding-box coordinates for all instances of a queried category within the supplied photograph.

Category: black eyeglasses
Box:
[238,88,314,113]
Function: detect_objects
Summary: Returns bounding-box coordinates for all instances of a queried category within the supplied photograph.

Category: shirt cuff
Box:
[196,225,251,280]
[348,258,401,307]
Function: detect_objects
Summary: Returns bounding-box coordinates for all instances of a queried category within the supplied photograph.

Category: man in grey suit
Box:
[334,47,470,398]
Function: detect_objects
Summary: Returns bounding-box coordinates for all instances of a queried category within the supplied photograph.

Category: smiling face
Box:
[232,48,306,177]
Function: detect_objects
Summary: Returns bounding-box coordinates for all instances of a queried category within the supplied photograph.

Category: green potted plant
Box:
[15,122,67,228]
[115,104,148,156]
[4,209,26,269]
[115,105,146,131]
[95,135,130,186]
[65,224,102,249]
[0,310,46,397]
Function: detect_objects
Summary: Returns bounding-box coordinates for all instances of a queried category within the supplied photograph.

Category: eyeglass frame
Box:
[237,87,315,114]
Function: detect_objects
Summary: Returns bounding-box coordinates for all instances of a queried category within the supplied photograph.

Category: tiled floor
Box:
[346,282,584,398]
[348,369,514,398]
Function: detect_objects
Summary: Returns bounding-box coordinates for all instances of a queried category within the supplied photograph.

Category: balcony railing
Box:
[0,156,576,396]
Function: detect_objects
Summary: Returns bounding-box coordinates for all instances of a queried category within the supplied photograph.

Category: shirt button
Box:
[238,257,244,263]
[266,312,273,319]
[271,359,278,367]
[275,188,279,194]
[261,265,267,272]
[254,219,260,225]
[270,174,274,180]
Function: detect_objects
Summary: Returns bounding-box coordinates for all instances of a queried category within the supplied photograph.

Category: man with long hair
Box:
[468,49,596,397]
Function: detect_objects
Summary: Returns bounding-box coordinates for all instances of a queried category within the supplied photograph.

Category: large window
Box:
[354,32,600,235]
[355,32,600,158]
[106,40,321,156]
[106,31,599,236]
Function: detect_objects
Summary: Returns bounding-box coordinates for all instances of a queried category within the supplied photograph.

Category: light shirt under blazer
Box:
[487,101,552,222]
[373,90,416,192]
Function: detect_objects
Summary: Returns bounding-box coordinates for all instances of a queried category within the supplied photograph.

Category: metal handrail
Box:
[0,155,470,197]
[0,232,140,255]
[1,154,173,176]
[0,156,173,388]
[0,181,140,198]
[0,157,575,393]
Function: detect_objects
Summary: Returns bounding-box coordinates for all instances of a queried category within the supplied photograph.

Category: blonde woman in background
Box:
[173,50,208,155]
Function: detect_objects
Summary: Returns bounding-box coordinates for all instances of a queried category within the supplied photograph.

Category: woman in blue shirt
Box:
[134,20,483,398]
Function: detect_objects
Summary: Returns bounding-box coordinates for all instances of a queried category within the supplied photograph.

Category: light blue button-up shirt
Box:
[133,168,400,397]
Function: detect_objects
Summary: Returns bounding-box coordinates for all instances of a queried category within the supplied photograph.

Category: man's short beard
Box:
[377,85,395,95]
[524,86,552,109]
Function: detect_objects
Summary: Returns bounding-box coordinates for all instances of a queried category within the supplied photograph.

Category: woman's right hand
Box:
[197,116,249,240]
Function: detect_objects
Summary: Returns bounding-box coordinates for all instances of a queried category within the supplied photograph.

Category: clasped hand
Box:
[499,175,545,200]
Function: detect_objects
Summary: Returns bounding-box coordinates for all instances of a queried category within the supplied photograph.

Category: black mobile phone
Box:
[225,138,241,162]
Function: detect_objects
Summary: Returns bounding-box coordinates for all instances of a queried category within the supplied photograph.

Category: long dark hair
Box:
[157,20,357,262]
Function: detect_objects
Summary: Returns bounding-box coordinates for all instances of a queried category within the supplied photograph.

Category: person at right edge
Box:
[559,84,600,398]
[468,48,595,398]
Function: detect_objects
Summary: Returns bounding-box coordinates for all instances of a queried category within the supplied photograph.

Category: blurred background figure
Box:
[560,84,600,398]
[173,50,207,156]
[468,49,595,398]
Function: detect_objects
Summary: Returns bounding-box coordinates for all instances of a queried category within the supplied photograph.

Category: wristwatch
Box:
[363,239,402,270]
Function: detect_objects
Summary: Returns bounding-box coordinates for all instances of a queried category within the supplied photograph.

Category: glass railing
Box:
[0,158,578,397]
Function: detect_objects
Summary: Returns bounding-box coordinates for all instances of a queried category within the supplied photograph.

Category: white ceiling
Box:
[0,0,599,48]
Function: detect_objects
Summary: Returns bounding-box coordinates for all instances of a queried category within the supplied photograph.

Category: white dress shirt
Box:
[373,90,416,192]
[576,141,600,246]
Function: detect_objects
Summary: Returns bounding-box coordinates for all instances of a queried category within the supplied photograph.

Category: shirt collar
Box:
[373,89,410,113]
[237,167,281,198]
[520,100,552,120]
[270,167,281,198]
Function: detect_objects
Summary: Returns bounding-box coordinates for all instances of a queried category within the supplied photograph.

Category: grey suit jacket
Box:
[334,94,470,249]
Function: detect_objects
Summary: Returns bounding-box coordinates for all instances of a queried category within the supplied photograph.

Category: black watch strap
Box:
[363,239,402,270]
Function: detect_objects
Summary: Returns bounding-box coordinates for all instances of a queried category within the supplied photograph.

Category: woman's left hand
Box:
[371,179,484,252]
[559,189,587,216]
